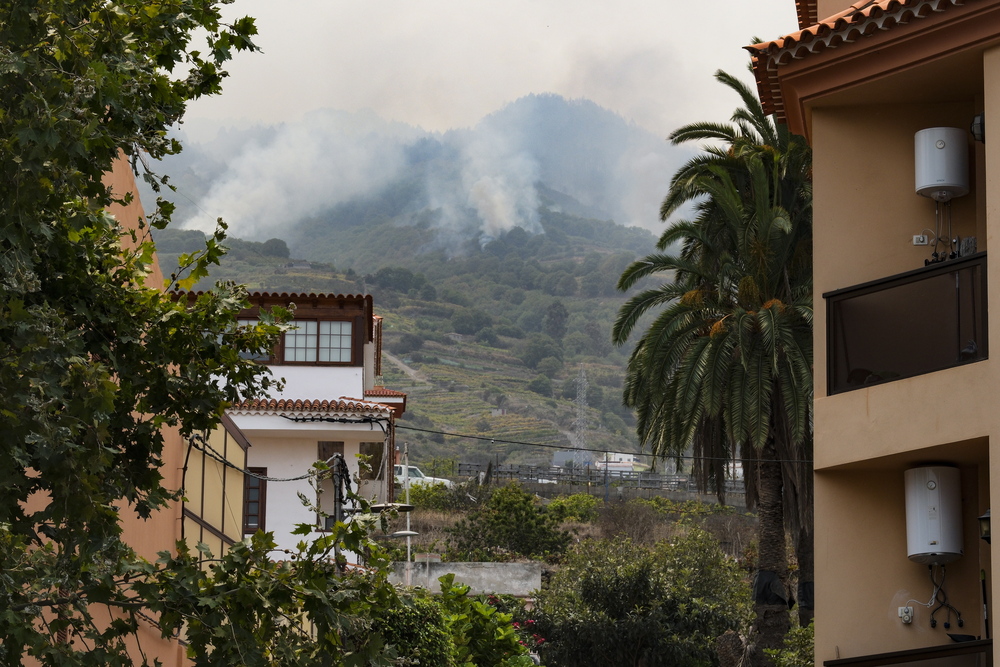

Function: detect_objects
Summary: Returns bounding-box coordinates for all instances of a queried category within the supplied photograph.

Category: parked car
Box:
[394,464,454,489]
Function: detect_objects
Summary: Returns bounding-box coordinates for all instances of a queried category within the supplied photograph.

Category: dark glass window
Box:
[826,254,987,394]
[243,468,267,534]
[318,441,344,462]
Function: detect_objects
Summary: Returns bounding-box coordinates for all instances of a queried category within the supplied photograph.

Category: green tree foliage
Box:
[375,594,456,667]
[475,327,501,347]
[521,333,562,369]
[536,356,563,379]
[531,530,751,667]
[542,300,569,340]
[261,237,291,258]
[446,483,570,561]
[369,266,428,294]
[406,481,478,512]
[148,519,403,667]
[436,575,535,667]
[389,332,425,355]
[526,374,553,397]
[0,0,307,662]
[451,307,494,335]
[546,493,602,523]
[612,69,813,654]
[765,622,814,667]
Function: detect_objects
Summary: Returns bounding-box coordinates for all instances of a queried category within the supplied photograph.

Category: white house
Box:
[223,292,407,554]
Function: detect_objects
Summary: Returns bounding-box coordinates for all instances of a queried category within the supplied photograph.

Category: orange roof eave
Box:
[747,0,994,138]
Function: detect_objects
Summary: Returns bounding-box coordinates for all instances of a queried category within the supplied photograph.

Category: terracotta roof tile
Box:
[230,397,392,415]
[748,0,969,121]
[797,0,819,29]
[176,291,370,300]
[246,291,370,300]
[365,386,407,398]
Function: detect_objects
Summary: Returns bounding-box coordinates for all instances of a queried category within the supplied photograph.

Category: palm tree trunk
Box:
[753,436,790,666]
[795,523,814,627]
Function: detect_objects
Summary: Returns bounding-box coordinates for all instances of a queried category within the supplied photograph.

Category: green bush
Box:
[446,483,570,561]
[437,574,536,667]
[634,496,736,517]
[531,529,751,667]
[377,593,456,666]
[407,482,478,512]
[390,332,425,354]
[526,374,552,396]
[765,621,814,667]
[547,493,602,523]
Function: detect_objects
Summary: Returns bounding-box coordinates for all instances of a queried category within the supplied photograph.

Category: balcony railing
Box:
[825,253,988,395]
[824,638,991,666]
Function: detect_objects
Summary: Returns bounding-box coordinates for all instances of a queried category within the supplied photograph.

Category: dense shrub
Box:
[526,374,552,397]
[476,327,501,347]
[634,496,737,517]
[446,483,570,561]
[536,356,563,379]
[531,530,751,667]
[494,324,525,339]
[437,575,536,667]
[520,333,562,369]
[547,493,602,523]
[377,594,455,666]
[406,481,479,512]
[452,308,493,335]
[371,581,537,667]
[260,237,291,258]
[766,622,814,667]
[389,332,425,354]
[598,499,659,543]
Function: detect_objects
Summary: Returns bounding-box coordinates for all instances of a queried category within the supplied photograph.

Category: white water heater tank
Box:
[915,127,969,202]
[905,466,963,564]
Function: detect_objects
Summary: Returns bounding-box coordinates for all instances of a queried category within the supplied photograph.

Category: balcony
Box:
[825,253,988,395]
[824,639,991,666]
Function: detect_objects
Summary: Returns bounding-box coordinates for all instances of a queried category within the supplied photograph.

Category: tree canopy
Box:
[0,0,293,662]
[613,69,813,662]
[531,530,751,667]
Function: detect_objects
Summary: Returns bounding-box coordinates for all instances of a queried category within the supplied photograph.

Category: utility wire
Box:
[189,434,329,482]
[395,424,814,465]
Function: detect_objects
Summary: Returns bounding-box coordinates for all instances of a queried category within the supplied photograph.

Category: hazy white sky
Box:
[186,0,797,138]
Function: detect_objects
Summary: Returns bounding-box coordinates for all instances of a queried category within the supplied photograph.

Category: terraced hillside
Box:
[155,213,656,470]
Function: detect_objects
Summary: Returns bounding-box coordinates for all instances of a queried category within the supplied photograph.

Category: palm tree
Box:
[612,70,812,663]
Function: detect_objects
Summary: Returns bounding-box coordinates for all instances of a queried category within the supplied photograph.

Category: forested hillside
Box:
[155,211,660,469]
[147,93,685,469]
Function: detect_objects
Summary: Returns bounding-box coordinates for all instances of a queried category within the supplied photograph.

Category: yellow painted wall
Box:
[815,457,987,660]
[182,424,248,555]
[808,40,1000,664]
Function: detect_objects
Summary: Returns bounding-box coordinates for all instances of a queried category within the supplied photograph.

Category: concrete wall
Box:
[389,562,542,597]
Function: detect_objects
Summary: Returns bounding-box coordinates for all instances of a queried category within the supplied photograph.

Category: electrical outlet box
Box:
[899,606,914,624]
[913,234,930,246]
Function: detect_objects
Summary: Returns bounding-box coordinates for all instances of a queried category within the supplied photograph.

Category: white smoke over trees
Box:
[169,94,689,252]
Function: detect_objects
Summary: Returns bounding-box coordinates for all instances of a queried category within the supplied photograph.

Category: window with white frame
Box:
[283,320,352,363]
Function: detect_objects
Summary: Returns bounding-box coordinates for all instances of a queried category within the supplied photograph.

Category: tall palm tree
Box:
[612,70,812,663]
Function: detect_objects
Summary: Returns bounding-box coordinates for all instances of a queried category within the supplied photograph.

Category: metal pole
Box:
[403,442,412,587]
[604,451,609,502]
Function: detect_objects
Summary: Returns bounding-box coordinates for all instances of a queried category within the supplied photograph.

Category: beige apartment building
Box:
[749,0,1000,664]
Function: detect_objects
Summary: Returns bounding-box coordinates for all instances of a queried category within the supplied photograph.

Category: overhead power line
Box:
[394,424,814,465]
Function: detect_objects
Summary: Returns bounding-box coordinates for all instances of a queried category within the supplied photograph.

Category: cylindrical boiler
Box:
[905,466,963,564]
[915,127,969,202]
